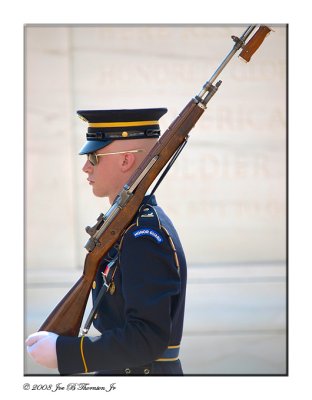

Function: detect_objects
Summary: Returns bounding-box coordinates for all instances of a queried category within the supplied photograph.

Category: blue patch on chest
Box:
[132,228,164,244]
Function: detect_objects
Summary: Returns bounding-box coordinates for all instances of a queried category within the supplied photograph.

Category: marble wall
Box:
[25,25,287,375]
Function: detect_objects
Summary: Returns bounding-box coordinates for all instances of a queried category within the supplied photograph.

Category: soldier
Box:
[26,108,187,375]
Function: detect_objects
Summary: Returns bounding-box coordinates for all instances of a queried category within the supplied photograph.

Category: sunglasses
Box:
[87,149,144,166]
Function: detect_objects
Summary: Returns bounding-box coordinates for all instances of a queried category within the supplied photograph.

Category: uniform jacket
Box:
[56,195,187,375]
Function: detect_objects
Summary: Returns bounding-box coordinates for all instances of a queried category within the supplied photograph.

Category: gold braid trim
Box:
[80,335,88,373]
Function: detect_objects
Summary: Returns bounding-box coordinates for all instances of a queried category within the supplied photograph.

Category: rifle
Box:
[39,25,271,336]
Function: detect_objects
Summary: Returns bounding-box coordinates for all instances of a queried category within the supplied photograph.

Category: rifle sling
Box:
[81,254,119,335]
[146,138,188,204]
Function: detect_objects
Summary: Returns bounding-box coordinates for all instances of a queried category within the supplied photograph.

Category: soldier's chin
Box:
[92,187,106,198]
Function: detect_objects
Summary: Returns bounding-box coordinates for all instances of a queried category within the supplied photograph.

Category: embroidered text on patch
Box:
[133,228,164,243]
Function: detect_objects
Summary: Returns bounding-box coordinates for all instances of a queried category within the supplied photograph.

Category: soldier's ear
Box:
[120,152,135,172]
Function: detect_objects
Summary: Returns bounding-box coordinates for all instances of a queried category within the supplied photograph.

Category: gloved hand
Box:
[26,331,59,369]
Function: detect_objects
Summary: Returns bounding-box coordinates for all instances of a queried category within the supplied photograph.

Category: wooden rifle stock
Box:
[39,25,271,336]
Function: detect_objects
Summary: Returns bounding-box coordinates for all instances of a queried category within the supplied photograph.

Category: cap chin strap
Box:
[86,129,160,140]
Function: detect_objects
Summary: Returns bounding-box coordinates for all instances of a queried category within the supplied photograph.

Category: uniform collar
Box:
[142,194,157,206]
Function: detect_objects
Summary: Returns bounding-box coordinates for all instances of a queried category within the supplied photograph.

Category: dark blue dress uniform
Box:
[55,108,187,375]
[56,195,187,375]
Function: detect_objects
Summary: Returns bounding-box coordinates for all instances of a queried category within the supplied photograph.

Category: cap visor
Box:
[78,140,113,155]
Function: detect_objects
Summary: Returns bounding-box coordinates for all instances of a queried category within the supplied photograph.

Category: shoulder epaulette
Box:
[136,203,161,229]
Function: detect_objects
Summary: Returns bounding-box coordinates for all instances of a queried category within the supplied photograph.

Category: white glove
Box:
[26,331,59,369]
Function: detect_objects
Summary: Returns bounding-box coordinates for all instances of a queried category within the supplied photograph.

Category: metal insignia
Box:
[141,212,154,218]
[109,281,116,295]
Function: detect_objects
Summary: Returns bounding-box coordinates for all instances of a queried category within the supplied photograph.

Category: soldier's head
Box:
[78,108,167,203]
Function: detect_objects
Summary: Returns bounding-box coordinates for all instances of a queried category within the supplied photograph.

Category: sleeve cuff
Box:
[56,335,88,375]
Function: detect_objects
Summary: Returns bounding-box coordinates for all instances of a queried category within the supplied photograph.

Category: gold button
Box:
[144,368,150,375]
[122,131,128,137]
[94,313,98,319]
[92,281,96,289]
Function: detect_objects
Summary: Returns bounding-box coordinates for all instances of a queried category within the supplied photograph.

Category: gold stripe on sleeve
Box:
[80,335,88,373]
